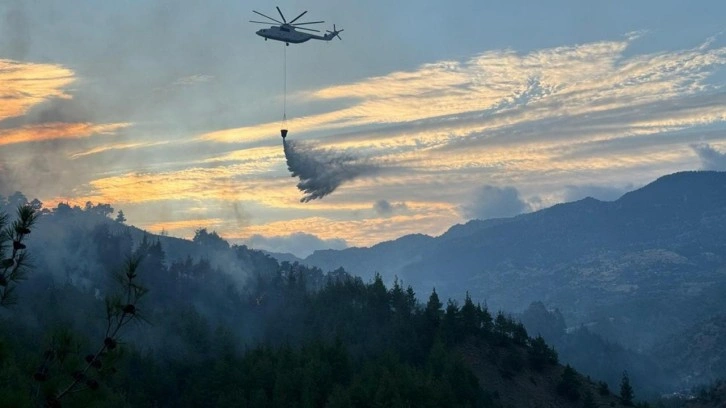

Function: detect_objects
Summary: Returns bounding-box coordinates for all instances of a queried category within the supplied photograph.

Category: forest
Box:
[0,194,716,407]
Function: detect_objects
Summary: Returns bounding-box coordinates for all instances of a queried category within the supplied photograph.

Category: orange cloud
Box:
[70,140,169,159]
[0,59,75,121]
[0,122,130,146]
[234,208,460,247]
[142,218,225,234]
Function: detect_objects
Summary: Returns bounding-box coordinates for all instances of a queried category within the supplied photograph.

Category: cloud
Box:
[283,139,381,202]
[562,184,634,202]
[0,59,75,122]
[70,141,169,159]
[204,35,726,153]
[6,30,726,251]
[0,122,129,146]
[373,199,409,217]
[691,143,726,171]
[144,218,225,234]
[244,232,348,258]
[171,74,214,87]
[461,185,530,220]
[238,206,459,248]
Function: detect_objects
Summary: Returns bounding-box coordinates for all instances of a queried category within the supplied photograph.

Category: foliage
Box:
[193,228,230,251]
[0,205,38,306]
[0,194,635,407]
[32,255,148,407]
[557,364,581,401]
[621,370,635,406]
[114,210,126,224]
[528,335,559,371]
[598,380,610,395]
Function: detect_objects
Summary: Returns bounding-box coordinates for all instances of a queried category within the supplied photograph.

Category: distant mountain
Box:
[2,186,702,402]
[653,314,726,387]
[686,380,726,408]
[306,233,435,280]
[260,250,305,265]
[303,171,726,354]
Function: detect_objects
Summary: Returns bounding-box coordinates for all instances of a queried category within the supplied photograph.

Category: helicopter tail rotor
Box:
[326,24,344,40]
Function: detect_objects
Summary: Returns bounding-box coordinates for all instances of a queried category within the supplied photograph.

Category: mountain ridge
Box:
[302,170,726,352]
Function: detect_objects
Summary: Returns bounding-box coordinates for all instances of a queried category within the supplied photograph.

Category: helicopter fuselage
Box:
[256,26,316,44]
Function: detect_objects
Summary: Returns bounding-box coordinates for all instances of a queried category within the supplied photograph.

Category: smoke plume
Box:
[283,139,379,202]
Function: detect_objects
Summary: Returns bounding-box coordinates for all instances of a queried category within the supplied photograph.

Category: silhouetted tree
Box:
[29,198,43,212]
[511,321,529,346]
[193,228,230,251]
[620,370,634,406]
[0,205,37,306]
[528,335,558,370]
[461,292,479,336]
[557,364,581,401]
[35,256,148,407]
[478,303,493,334]
[443,299,460,343]
[598,380,610,395]
[115,210,127,224]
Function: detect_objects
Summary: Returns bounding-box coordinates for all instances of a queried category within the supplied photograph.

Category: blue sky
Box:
[1,0,725,256]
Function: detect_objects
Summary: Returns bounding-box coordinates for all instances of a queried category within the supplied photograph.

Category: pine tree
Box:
[557,364,581,401]
[460,292,479,335]
[620,370,634,406]
[115,210,127,223]
[425,289,443,327]
[0,205,37,306]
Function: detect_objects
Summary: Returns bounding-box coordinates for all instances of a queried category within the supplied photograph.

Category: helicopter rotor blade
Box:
[252,10,283,24]
[326,25,343,40]
[288,10,308,24]
[291,21,324,25]
[295,26,321,33]
[276,6,287,23]
[250,20,274,24]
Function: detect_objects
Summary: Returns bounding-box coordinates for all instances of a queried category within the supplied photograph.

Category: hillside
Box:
[304,172,726,320]
[302,171,726,389]
[0,197,641,407]
[653,314,726,387]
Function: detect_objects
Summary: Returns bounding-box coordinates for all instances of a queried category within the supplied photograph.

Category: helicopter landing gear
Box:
[286,42,289,46]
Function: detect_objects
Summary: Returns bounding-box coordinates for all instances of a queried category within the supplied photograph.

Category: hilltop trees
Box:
[557,364,582,401]
[529,335,559,371]
[115,210,126,224]
[193,228,230,251]
[0,192,645,406]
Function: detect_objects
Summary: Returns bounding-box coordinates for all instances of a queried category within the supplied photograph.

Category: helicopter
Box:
[250,7,343,46]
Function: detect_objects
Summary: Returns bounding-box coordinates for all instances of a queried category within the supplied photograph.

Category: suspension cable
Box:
[283,44,287,126]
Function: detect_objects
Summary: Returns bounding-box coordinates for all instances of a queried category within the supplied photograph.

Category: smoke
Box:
[0,164,9,195]
[460,185,530,220]
[2,1,31,60]
[283,139,380,202]
[231,201,251,228]
[691,143,726,171]
[373,199,409,217]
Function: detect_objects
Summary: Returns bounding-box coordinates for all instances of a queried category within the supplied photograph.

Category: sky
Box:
[1,0,726,257]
